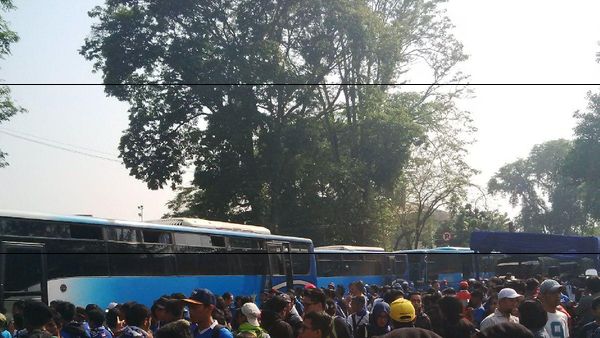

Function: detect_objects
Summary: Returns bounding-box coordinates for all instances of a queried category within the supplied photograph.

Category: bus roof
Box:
[315,245,385,252]
[0,210,312,244]
[150,218,271,235]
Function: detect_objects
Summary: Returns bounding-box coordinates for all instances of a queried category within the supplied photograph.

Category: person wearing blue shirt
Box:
[0,313,12,338]
[87,309,112,338]
[182,289,233,338]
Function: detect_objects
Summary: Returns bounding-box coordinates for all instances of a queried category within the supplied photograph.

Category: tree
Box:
[392,92,478,249]
[488,139,588,234]
[564,92,600,225]
[434,204,509,247]
[0,0,25,167]
[81,0,467,245]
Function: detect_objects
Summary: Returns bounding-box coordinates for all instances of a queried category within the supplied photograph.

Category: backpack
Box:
[213,325,226,338]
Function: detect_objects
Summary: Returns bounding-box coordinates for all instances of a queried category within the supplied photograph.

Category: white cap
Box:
[498,288,523,300]
[241,302,261,327]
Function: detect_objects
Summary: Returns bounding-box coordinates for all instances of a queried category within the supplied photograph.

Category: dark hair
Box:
[87,309,106,328]
[223,292,233,301]
[408,292,422,298]
[587,277,600,294]
[478,322,533,338]
[304,288,326,308]
[351,296,366,308]
[126,303,150,327]
[592,297,600,311]
[156,319,192,338]
[383,290,404,304]
[85,304,102,313]
[76,306,87,322]
[54,301,76,322]
[105,308,119,331]
[265,295,289,314]
[164,299,184,320]
[518,300,547,332]
[23,300,53,329]
[304,311,332,337]
[525,278,540,292]
[471,290,484,299]
[438,296,464,323]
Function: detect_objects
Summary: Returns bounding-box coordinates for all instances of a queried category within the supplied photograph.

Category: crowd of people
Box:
[6,274,600,338]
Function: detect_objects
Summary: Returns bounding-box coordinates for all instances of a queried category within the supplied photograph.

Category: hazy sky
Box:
[1,0,600,221]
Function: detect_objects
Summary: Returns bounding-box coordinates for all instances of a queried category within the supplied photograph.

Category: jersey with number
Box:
[545,311,569,338]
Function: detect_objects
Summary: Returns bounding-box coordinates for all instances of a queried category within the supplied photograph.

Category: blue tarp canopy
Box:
[470,231,600,256]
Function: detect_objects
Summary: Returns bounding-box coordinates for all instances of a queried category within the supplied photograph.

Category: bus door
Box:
[267,242,294,291]
[0,241,48,311]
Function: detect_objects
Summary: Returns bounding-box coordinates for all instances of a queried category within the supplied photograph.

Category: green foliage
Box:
[0,0,25,167]
[564,92,600,223]
[488,139,588,234]
[434,204,509,247]
[81,0,466,245]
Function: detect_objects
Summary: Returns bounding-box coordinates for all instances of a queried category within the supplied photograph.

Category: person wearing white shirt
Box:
[479,288,522,331]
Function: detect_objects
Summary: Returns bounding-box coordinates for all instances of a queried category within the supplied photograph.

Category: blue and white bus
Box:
[398,246,502,289]
[0,211,317,312]
[315,246,408,289]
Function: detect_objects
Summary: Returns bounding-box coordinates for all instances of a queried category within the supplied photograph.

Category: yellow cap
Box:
[389,298,416,323]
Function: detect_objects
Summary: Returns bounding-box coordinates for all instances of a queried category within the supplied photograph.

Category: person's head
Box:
[44,309,62,336]
[487,295,498,314]
[53,300,76,324]
[591,297,600,320]
[370,301,390,329]
[518,300,547,333]
[105,308,120,332]
[350,296,366,313]
[222,293,234,306]
[383,289,404,305]
[431,280,440,290]
[126,303,150,329]
[389,298,415,328]
[497,288,522,315]
[240,303,261,327]
[587,276,600,294]
[441,288,456,296]
[152,298,168,322]
[87,309,106,329]
[75,306,87,323]
[156,319,192,338]
[299,311,331,338]
[0,313,7,331]
[163,299,184,323]
[470,290,484,307]
[538,279,564,311]
[23,300,53,330]
[302,288,326,314]
[476,322,533,338]
[459,281,469,291]
[437,296,464,324]
[182,288,217,324]
[324,299,337,317]
[408,292,422,313]
[525,278,540,294]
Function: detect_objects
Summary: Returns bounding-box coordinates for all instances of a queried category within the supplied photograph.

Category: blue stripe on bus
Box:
[49,275,271,308]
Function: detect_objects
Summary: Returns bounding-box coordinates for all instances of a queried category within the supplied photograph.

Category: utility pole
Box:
[138,205,144,221]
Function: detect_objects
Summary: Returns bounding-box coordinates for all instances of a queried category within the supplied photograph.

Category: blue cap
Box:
[182,288,216,306]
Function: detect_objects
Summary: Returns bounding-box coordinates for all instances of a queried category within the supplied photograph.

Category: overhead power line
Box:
[0,128,121,163]
[1,127,119,157]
